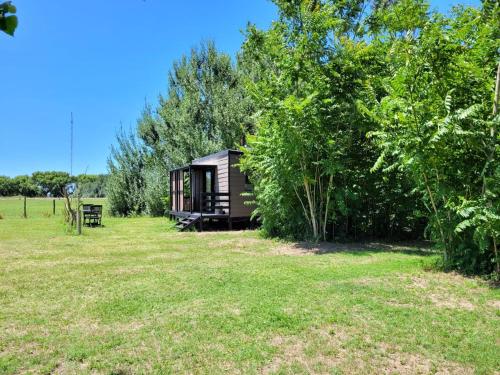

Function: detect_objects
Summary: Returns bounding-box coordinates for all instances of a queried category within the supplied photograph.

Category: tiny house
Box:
[169,150,254,231]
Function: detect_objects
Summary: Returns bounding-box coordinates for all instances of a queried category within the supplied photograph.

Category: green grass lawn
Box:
[0,198,499,374]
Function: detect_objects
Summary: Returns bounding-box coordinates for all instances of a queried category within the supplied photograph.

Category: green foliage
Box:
[238,0,498,275]
[12,175,39,197]
[31,171,71,197]
[365,2,499,274]
[106,129,146,217]
[143,158,169,217]
[0,1,17,36]
[240,0,423,241]
[106,129,170,217]
[76,174,108,198]
[0,176,16,196]
[138,41,252,168]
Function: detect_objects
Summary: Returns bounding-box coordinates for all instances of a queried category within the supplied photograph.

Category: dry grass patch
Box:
[428,294,476,311]
[262,325,474,375]
[272,240,432,256]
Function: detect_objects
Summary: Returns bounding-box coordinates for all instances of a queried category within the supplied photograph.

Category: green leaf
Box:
[0,14,17,36]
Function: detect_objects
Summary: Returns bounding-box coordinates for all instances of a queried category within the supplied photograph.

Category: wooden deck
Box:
[169,210,229,219]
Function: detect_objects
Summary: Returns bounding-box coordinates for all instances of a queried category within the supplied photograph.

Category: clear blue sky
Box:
[0,0,480,177]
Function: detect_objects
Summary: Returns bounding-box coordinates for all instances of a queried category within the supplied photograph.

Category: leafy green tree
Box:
[240,0,423,240]
[364,2,499,274]
[0,176,15,196]
[12,175,39,197]
[0,1,17,36]
[107,129,147,216]
[143,157,169,216]
[138,41,253,169]
[32,171,72,197]
[77,174,108,198]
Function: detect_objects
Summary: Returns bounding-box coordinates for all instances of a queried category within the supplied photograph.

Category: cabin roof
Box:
[169,149,243,172]
[169,164,217,173]
[192,149,243,164]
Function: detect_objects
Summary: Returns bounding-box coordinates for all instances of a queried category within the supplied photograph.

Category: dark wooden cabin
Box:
[169,150,254,231]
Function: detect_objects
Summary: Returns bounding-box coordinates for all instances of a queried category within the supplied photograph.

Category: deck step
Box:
[175,215,201,231]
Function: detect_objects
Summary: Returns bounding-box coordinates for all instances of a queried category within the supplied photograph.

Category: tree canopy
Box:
[32,171,72,197]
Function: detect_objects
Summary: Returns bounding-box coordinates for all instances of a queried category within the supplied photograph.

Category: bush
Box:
[143,162,169,217]
[107,130,146,216]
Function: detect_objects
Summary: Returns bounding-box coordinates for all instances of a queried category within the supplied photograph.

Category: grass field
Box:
[0,198,499,374]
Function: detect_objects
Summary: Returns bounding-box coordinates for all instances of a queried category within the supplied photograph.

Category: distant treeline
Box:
[0,172,108,198]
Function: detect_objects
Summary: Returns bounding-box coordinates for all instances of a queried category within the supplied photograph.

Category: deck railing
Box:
[183,197,192,212]
[200,192,230,215]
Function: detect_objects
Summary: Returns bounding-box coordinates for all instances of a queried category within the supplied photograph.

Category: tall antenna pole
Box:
[70,112,74,176]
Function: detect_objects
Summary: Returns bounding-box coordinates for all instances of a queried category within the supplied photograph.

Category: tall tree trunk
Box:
[322,175,333,241]
[422,171,448,260]
[304,178,319,239]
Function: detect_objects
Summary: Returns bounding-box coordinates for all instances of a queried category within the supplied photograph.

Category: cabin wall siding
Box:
[229,153,254,218]
[193,154,229,193]
[193,153,230,213]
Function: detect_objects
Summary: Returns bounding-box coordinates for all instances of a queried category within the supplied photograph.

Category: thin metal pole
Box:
[70,112,73,177]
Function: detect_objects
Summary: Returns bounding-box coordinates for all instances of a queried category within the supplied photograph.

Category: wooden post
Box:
[52,199,56,215]
[76,197,81,235]
[23,196,27,218]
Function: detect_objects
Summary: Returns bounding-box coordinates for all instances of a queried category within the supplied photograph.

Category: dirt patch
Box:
[428,294,476,311]
[385,300,416,309]
[487,300,500,309]
[408,276,430,289]
[272,240,432,256]
[261,325,473,374]
[383,352,473,375]
[51,361,90,375]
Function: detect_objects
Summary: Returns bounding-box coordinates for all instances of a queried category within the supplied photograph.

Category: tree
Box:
[138,41,253,169]
[0,176,15,196]
[11,175,39,197]
[32,171,72,197]
[77,174,108,198]
[107,129,147,216]
[239,0,422,240]
[0,1,17,36]
[364,2,499,274]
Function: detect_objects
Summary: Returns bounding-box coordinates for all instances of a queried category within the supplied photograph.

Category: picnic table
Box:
[82,204,103,227]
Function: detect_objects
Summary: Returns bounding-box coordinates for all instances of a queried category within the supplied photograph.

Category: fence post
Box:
[23,196,27,218]
[53,199,56,215]
[76,197,81,235]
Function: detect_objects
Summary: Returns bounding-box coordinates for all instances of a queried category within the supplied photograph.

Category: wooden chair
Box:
[82,204,102,227]
[82,204,93,226]
[90,205,102,226]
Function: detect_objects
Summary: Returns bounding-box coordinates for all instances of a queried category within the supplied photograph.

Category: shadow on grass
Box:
[282,240,437,257]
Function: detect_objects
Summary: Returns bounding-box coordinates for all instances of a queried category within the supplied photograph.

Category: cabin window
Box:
[183,171,191,198]
[205,170,213,193]
[244,174,253,192]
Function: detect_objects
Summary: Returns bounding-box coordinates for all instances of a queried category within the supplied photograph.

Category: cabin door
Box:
[191,167,215,212]
[202,168,215,212]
